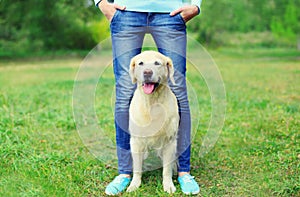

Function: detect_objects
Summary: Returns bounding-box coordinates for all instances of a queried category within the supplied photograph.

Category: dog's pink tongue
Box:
[143,83,155,94]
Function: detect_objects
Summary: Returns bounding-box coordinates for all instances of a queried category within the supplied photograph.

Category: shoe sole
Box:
[183,190,200,195]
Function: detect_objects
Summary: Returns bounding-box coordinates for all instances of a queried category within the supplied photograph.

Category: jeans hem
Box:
[178,168,191,173]
[118,170,132,175]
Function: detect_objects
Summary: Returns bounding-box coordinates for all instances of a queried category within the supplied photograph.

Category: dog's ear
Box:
[166,57,175,85]
[129,57,137,84]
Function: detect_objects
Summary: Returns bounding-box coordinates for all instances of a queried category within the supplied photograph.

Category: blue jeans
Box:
[110,10,191,174]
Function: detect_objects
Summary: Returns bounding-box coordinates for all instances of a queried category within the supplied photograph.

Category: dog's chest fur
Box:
[129,85,179,148]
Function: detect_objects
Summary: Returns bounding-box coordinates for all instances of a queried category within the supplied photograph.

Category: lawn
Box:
[0,48,299,196]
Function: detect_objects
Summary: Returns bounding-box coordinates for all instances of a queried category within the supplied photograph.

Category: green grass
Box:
[0,48,299,196]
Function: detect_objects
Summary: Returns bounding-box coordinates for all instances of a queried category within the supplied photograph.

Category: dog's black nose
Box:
[143,69,153,80]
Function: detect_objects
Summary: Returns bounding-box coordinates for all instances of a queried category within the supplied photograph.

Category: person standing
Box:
[94,0,202,195]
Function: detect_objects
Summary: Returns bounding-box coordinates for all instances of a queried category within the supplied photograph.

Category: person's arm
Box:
[170,0,202,22]
[94,0,101,7]
[191,0,202,14]
[95,0,125,21]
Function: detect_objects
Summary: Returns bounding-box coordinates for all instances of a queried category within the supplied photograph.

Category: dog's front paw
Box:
[126,179,141,192]
[163,181,176,193]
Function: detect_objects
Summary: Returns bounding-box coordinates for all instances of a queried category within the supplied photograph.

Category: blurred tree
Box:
[0,0,102,56]
[271,0,299,47]
[1,0,299,57]
[189,0,299,47]
[188,0,232,45]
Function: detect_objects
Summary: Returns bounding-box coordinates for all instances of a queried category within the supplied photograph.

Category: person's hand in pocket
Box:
[170,5,199,23]
[98,0,126,22]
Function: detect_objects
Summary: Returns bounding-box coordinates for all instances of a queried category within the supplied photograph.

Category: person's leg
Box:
[149,13,191,173]
[149,13,200,194]
[105,10,147,195]
[110,10,148,175]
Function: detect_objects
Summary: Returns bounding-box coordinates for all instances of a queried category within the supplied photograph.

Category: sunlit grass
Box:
[0,48,299,196]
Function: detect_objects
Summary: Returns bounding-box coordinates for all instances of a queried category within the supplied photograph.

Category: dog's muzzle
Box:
[143,69,153,81]
[142,69,160,94]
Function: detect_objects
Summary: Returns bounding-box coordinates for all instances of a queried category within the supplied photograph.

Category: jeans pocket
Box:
[110,9,120,23]
[177,13,186,24]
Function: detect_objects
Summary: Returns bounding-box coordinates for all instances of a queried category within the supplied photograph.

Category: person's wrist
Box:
[96,0,102,8]
[98,0,108,9]
[193,5,200,15]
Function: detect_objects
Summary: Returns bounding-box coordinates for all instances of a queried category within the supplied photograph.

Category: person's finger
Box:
[170,8,182,16]
[114,4,126,10]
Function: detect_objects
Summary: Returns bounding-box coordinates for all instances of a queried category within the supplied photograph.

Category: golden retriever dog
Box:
[127,51,179,193]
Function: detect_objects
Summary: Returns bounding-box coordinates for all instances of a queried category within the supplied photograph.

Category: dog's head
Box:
[129,51,175,95]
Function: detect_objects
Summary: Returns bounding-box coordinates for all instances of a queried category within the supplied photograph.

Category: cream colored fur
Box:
[127,51,179,193]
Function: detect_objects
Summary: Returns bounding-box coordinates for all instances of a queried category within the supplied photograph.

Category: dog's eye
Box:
[138,61,144,66]
[154,61,161,66]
